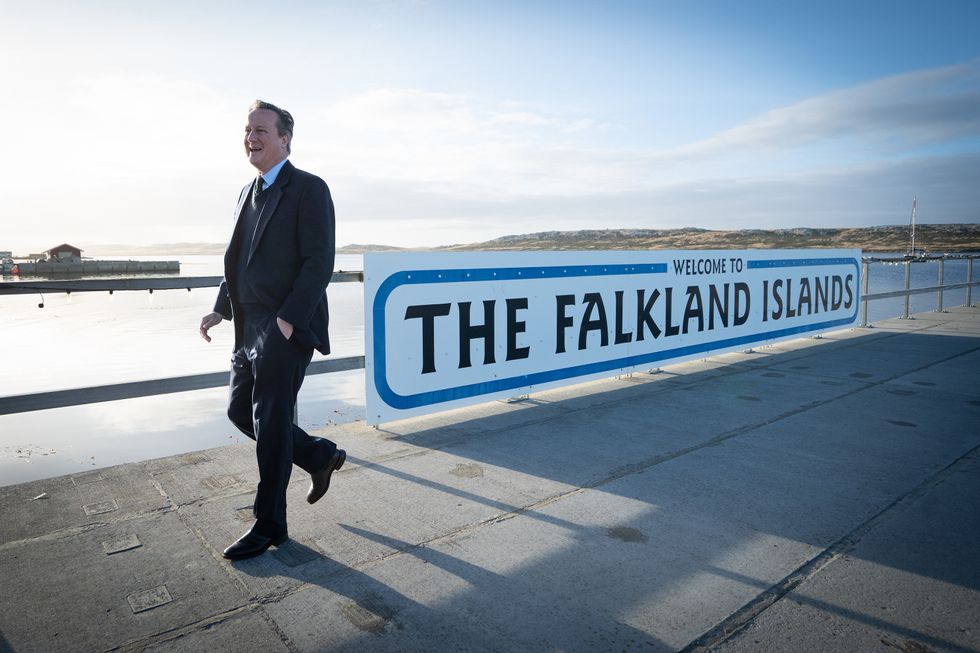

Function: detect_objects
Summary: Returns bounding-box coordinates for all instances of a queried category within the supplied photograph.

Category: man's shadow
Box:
[231,522,671,651]
[228,532,431,642]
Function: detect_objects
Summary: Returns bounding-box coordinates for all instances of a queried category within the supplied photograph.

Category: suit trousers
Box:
[227,309,337,536]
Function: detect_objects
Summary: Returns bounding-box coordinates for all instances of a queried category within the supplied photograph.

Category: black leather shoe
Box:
[222,528,288,560]
[307,449,346,504]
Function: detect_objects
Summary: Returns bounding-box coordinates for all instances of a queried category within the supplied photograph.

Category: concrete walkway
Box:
[1,308,978,653]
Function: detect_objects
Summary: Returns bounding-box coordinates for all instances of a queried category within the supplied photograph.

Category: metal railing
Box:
[0,271,363,295]
[1,256,977,416]
[859,254,978,327]
[0,272,366,416]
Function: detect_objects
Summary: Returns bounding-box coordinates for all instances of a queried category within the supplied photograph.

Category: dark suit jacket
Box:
[214,160,335,355]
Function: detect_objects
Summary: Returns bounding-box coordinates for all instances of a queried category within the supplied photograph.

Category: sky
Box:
[2,0,979,251]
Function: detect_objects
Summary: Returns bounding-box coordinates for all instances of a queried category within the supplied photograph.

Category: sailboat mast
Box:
[909,196,917,255]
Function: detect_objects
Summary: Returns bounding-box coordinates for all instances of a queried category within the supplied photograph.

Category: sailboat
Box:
[903,196,928,261]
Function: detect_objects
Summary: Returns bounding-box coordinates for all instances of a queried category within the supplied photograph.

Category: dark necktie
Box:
[251,176,266,208]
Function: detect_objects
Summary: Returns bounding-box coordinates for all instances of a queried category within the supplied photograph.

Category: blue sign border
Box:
[371,257,859,410]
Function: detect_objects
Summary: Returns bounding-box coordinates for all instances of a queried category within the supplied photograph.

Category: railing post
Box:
[860,260,870,327]
[903,261,911,319]
[937,259,945,313]
[968,258,974,307]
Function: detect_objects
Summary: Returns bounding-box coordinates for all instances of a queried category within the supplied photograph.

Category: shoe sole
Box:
[222,533,288,560]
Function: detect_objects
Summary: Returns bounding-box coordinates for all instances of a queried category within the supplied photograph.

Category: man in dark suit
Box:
[200,100,346,560]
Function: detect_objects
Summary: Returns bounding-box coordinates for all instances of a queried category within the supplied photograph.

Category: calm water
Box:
[0,253,975,486]
[0,254,365,486]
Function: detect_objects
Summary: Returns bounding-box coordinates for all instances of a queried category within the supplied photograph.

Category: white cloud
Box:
[671,60,980,159]
[5,60,978,251]
[311,60,980,211]
[562,119,602,134]
[307,87,626,198]
[310,61,980,246]
[491,111,555,127]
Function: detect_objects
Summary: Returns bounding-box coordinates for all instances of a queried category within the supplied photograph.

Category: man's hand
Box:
[200,311,224,342]
[276,316,294,340]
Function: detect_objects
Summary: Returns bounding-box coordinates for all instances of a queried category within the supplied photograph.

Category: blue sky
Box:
[2,0,979,250]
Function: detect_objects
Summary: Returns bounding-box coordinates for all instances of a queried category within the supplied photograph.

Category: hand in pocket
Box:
[276,316,294,340]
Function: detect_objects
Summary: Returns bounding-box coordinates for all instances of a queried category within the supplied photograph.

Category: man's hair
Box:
[250,99,294,154]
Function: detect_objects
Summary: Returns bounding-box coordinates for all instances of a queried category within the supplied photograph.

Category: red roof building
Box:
[45,243,83,261]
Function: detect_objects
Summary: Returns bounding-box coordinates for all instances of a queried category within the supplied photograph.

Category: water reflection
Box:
[0,370,365,487]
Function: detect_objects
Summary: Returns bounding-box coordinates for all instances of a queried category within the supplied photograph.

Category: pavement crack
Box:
[146,474,173,503]
[0,522,107,550]
[0,504,177,551]
[103,604,256,653]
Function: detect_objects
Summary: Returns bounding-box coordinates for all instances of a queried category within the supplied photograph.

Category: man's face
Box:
[244,109,289,173]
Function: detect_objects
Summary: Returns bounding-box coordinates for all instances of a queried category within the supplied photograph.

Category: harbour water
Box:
[0,253,975,486]
[0,254,365,486]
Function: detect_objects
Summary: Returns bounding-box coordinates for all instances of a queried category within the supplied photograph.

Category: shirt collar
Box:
[259,158,288,189]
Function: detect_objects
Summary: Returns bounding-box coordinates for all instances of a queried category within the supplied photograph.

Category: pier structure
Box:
[10,259,180,276]
[1,242,180,276]
[1,307,978,652]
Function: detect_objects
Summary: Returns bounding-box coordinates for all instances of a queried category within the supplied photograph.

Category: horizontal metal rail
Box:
[861,254,977,263]
[0,272,364,295]
[0,355,365,415]
[863,280,980,302]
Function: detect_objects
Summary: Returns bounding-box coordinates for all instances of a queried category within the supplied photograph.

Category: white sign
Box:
[364,250,860,424]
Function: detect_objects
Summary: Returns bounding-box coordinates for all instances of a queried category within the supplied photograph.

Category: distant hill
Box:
[86,242,226,256]
[436,224,980,253]
[83,224,980,257]
[336,243,410,254]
